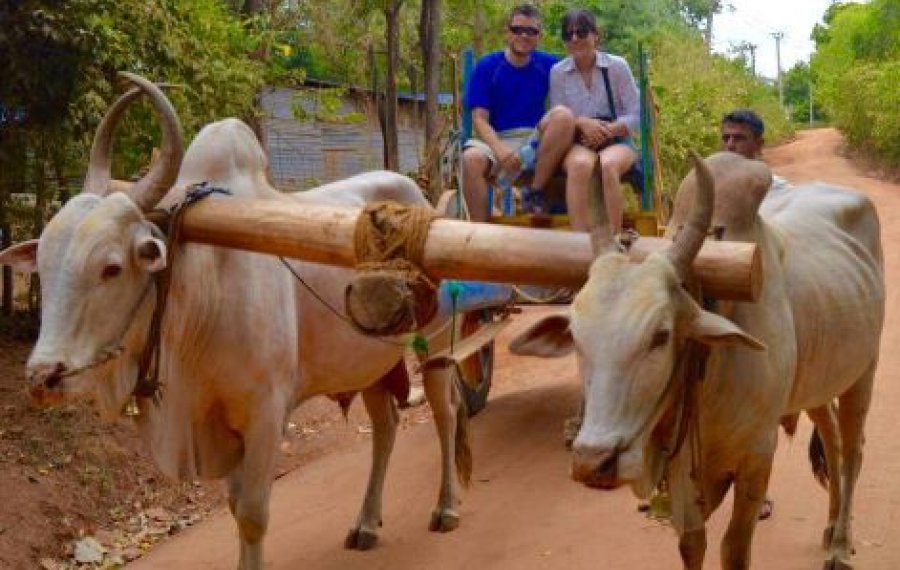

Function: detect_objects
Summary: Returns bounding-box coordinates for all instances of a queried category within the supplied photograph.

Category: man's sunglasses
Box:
[508,25,541,37]
[562,27,592,42]
[721,133,749,143]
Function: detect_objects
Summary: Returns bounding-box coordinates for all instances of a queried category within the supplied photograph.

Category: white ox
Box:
[510,152,883,569]
[0,75,470,569]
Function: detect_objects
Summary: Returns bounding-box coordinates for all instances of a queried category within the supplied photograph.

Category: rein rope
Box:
[611,279,711,504]
[279,201,446,351]
[277,256,422,349]
[132,182,232,406]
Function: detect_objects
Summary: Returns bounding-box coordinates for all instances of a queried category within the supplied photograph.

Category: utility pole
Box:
[809,78,815,125]
[747,43,758,76]
[705,0,716,51]
[771,31,785,109]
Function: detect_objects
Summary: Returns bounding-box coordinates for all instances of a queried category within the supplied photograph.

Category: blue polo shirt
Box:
[466,50,559,133]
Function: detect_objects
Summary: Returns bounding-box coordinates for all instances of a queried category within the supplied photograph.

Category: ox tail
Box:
[454,380,473,488]
[808,426,829,490]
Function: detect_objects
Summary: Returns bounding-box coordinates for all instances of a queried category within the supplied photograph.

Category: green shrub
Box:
[812,0,900,165]
[649,31,792,197]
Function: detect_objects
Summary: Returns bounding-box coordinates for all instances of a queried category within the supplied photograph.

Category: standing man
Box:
[462,4,575,220]
[721,108,785,521]
[721,108,790,192]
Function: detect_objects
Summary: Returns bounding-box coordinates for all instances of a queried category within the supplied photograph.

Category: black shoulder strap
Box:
[600,66,617,121]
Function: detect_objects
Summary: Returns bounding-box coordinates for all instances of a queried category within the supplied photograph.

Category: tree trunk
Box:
[241,0,265,14]
[473,0,484,57]
[420,0,443,201]
[0,128,22,316]
[0,220,10,316]
[29,150,49,315]
[382,1,402,171]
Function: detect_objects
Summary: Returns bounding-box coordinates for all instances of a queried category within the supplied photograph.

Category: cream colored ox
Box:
[510,152,883,569]
[0,75,470,569]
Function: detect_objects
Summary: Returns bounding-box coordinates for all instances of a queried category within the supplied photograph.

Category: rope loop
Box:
[353,201,439,267]
[347,201,441,336]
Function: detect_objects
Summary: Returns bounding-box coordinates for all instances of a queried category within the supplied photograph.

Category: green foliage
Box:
[649,31,792,195]
[539,0,685,55]
[812,0,900,163]
[0,0,265,181]
[782,62,826,125]
[291,88,367,123]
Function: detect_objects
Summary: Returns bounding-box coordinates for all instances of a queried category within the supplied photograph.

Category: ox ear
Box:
[687,310,766,351]
[509,313,574,358]
[135,236,167,273]
[0,239,39,273]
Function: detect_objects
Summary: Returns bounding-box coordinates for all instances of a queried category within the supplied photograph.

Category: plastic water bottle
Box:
[517,134,539,174]
[496,134,539,189]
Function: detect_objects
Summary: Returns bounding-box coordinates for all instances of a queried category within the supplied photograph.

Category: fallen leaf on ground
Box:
[73,536,105,564]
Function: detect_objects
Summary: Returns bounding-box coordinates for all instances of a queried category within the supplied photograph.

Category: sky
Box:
[711,0,861,79]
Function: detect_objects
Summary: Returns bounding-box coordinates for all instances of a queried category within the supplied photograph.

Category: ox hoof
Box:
[344,527,378,551]
[563,416,582,450]
[823,554,853,570]
[428,509,460,532]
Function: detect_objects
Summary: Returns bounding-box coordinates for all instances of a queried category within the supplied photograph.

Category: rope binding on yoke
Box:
[346,201,441,336]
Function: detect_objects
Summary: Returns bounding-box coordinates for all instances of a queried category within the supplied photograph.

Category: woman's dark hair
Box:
[561,8,598,36]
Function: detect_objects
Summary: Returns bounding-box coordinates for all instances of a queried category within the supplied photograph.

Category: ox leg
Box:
[678,529,707,570]
[721,454,773,570]
[226,418,282,570]
[345,382,398,550]
[807,404,842,549]
[669,440,737,569]
[669,461,708,569]
[826,367,875,570]
[423,363,463,532]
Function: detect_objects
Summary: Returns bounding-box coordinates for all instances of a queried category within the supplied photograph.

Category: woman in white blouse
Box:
[549,9,640,233]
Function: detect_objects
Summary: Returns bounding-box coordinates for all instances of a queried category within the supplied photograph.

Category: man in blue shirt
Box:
[462,4,575,221]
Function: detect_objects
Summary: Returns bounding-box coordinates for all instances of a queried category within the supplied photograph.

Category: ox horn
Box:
[586,170,617,257]
[667,151,714,280]
[83,73,184,211]
[83,86,146,195]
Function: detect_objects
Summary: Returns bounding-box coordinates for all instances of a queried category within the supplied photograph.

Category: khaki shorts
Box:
[463,128,536,177]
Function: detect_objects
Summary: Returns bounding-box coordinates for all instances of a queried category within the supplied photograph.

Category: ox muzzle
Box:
[571,444,624,489]
[27,361,70,407]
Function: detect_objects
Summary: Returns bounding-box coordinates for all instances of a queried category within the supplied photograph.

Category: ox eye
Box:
[101,264,122,281]
[650,329,670,350]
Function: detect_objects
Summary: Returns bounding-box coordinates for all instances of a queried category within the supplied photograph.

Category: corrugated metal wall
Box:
[261,87,424,189]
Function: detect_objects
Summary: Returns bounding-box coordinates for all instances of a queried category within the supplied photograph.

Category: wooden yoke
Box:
[179,198,762,302]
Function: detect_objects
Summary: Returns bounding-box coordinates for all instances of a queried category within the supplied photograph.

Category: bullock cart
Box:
[0,73,760,570]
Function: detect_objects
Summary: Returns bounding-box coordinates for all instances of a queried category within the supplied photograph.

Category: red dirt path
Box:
[90,129,900,568]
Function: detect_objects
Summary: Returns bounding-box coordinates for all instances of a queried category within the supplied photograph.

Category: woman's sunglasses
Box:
[562,27,592,42]
[508,25,541,37]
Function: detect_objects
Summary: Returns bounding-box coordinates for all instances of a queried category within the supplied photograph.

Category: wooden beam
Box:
[178,198,761,301]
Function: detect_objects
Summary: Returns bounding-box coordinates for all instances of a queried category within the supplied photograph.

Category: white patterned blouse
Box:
[549,50,641,135]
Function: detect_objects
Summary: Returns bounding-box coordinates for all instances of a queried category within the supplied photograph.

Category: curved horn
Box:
[587,170,617,257]
[119,72,184,211]
[667,151,714,280]
[83,87,146,195]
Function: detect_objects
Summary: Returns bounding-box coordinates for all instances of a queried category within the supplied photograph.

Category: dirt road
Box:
[129,129,900,569]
